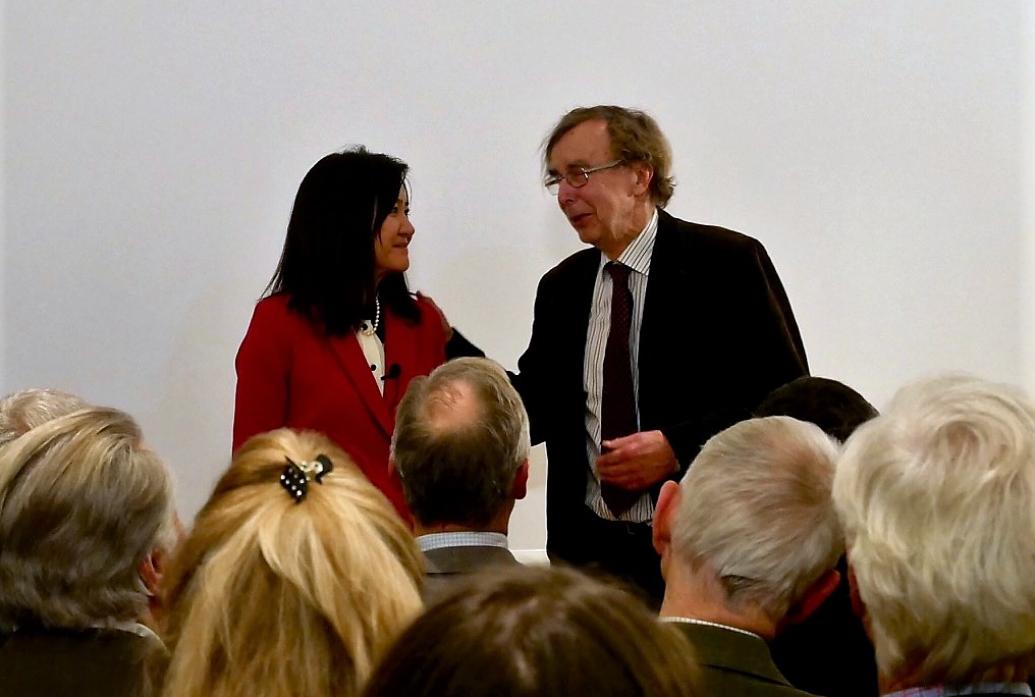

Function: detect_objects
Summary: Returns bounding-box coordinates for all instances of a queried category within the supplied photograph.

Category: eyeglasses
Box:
[544,159,625,195]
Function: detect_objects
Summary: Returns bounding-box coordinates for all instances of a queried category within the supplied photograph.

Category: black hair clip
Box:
[279,454,334,503]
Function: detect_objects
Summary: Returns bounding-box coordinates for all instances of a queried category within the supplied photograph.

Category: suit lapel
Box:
[326,332,393,438]
[639,210,690,406]
[381,310,414,409]
[569,250,602,394]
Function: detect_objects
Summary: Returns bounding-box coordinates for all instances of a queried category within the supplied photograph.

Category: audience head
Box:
[754,375,878,442]
[160,428,423,697]
[0,406,176,630]
[393,357,530,532]
[265,146,418,336]
[654,416,842,635]
[543,105,675,207]
[834,375,1035,687]
[362,565,700,697]
[0,387,89,449]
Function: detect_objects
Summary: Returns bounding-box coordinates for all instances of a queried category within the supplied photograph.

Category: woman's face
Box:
[374,185,414,279]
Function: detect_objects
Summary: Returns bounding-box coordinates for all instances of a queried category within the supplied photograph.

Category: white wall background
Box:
[3,1,1032,550]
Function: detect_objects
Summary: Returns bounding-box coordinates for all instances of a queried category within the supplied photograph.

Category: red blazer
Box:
[232,293,447,523]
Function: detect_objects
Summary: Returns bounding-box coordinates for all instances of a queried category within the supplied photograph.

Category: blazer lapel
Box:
[381,311,413,409]
[569,250,602,394]
[326,332,393,438]
[639,210,690,397]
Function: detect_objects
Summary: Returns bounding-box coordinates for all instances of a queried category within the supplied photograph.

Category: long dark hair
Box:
[264,147,420,336]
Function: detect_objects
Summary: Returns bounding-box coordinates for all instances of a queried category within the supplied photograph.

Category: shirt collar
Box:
[417,531,509,553]
[599,208,658,276]
[661,615,764,641]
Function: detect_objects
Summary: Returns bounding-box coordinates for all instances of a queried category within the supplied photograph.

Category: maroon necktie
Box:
[600,262,641,516]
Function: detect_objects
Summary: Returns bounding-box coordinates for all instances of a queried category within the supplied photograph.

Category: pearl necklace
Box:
[362,296,381,337]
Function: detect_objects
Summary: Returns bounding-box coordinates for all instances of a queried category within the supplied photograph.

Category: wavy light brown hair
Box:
[159,428,423,697]
[543,105,676,207]
[362,565,700,697]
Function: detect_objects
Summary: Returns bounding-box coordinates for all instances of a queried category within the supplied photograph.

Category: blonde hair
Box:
[160,428,424,697]
[0,388,89,448]
[833,375,1035,685]
[671,416,842,621]
[0,406,174,629]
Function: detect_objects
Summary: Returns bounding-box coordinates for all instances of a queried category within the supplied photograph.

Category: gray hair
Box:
[392,358,530,527]
[0,406,175,629]
[671,416,842,622]
[0,388,89,449]
[833,375,1035,685]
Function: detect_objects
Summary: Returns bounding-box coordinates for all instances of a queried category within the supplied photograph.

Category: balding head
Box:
[392,358,530,528]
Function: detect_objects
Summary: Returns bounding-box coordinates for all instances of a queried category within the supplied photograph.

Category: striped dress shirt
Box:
[583,209,658,523]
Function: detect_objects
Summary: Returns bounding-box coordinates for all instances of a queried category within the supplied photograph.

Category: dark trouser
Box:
[549,505,665,609]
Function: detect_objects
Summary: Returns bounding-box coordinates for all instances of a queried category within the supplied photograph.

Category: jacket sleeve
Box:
[511,274,554,447]
[232,301,291,452]
[660,240,808,467]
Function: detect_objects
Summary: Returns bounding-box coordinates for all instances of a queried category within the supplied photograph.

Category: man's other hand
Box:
[597,430,678,490]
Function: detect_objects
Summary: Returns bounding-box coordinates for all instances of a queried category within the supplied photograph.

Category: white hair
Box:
[833,375,1035,684]
[671,416,842,621]
[0,388,89,449]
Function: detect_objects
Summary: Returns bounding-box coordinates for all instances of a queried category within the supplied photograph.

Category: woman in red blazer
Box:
[233,148,469,524]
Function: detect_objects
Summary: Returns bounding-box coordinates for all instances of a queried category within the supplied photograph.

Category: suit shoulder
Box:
[251,293,294,322]
[663,213,766,257]
[538,248,599,289]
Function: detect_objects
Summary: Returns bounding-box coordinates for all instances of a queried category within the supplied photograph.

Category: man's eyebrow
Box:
[546,161,589,175]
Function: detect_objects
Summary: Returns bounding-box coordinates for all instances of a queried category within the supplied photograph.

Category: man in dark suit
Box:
[652,416,843,696]
[392,357,526,602]
[513,105,808,602]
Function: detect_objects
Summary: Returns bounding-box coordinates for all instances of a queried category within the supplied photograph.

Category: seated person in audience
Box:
[160,428,424,697]
[653,416,843,696]
[0,387,88,448]
[755,376,879,697]
[392,357,529,600]
[0,406,178,697]
[833,375,1035,696]
[362,565,701,697]
[754,375,877,443]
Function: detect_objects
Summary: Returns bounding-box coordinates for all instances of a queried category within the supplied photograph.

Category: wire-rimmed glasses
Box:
[544,159,625,195]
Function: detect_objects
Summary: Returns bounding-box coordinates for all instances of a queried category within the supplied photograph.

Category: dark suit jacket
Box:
[671,621,818,697]
[514,210,808,559]
[422,545,520,604]
[770,556,878,697]
[233,293,448,523]
[0,627,167,697]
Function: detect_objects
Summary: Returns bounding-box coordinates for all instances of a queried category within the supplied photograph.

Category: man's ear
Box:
[631,162,654,197]
[783,568,841,626]
[139,550,163,597]
[652,480,682,557]
[511,460,530,500]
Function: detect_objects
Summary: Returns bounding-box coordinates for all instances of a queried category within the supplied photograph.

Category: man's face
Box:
[547,119,644,250]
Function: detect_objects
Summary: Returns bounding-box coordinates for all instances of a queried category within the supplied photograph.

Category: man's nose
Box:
[557,179,578,206]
